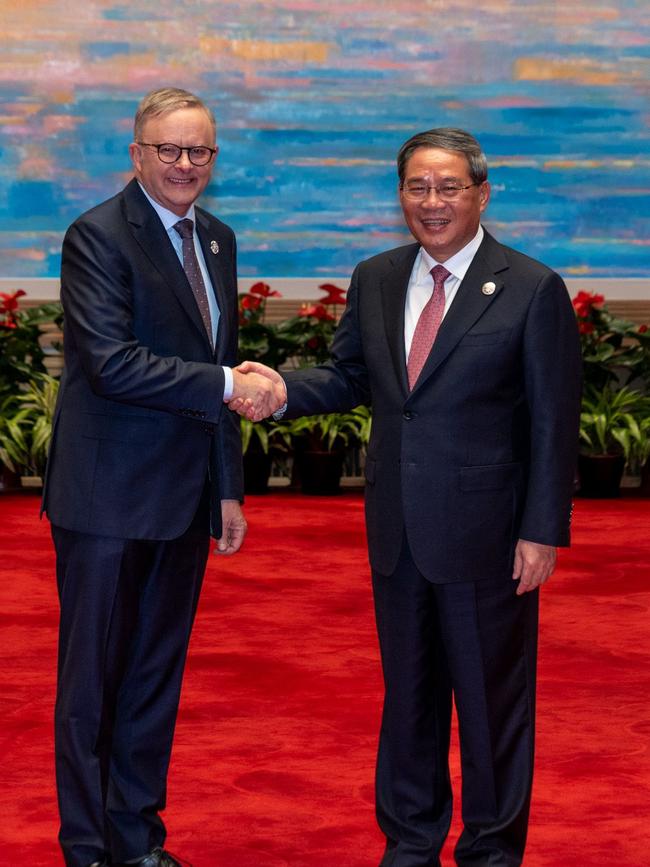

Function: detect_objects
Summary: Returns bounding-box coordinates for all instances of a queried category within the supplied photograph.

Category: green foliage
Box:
[282,405,371,452]
[0,373,59,476]
[573,291,649,391]
[579,385,647,460]
[237,282,297,369]
[574,292,650,476]
[237,283,347,369]
[240,416,293,456]
[276,305,338,367]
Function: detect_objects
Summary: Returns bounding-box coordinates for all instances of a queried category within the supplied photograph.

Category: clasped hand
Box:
[228,361,287,422]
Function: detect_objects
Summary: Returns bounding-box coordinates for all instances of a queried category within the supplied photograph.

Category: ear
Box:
[478,181,491,213]
[129,142,143,173]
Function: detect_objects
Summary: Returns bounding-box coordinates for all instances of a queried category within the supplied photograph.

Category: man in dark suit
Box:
[43,87,284,867]
[233,128,582,865]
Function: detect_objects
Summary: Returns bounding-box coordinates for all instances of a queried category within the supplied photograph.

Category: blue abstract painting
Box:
[0,0,648,279]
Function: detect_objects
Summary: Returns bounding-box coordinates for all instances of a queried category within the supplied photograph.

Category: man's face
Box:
[399,147,490,262]
[129,107,217,216]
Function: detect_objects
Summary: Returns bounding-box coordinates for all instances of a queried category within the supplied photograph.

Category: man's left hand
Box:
[512,539,557,595]
[216,499,247,555]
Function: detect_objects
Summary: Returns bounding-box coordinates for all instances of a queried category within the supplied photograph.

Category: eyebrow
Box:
[404,174,465,183]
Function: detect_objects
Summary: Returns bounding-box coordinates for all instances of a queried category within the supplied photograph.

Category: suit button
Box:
[403,410,416,420]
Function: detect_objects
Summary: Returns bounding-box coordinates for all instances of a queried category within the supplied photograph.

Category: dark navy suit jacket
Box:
[43,178,243,540]
[284,231,582,582]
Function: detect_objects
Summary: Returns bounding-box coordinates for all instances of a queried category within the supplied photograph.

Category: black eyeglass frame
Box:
[137,142,217,166]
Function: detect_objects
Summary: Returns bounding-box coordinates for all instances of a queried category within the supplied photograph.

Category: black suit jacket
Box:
[43,179,243,540]
[284,231,582,582]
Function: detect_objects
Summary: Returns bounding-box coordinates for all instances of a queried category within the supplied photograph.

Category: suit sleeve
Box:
[284,263,371,417]
[518,272,582,546]
[61,217,226,423]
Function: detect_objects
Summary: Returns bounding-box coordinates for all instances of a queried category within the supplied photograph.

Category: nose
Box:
[421,187,446,206]
[175,150,193,169]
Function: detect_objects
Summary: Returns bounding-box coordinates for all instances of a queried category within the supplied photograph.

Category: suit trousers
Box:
[373,537,538,867]
[52,496,210,867]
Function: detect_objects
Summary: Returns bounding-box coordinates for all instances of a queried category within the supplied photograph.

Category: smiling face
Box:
[399,147,490,262]
[129,107,217,216]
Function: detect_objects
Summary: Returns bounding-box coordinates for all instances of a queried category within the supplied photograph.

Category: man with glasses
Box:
[43,87,284,867]
[233,128,582,866]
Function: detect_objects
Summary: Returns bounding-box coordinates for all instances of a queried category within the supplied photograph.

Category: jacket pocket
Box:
[460,462,522,491]
[79,411,157,444]
[459,328,511,346]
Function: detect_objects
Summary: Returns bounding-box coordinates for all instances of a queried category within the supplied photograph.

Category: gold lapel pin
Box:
[210,240,219,255]
[481,281,496,295]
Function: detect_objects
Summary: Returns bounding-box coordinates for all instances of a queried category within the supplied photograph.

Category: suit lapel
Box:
[381,244,419,394]
[122,180,213,351]
[409,232,510,393]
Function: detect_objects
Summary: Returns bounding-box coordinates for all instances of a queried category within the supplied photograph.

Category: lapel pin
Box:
[210,240,219,255]
[481,281,496,295]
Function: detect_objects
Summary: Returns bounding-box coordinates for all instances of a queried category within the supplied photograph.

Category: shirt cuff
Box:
[222,366,234,401]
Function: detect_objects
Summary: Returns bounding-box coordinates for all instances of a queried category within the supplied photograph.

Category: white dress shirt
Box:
[404,225,484,360]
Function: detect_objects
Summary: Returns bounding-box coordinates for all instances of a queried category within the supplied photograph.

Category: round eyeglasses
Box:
[137,142,217,167]
[400,181,479,202]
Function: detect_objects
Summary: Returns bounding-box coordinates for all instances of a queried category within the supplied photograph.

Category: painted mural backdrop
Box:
[1,0,648,279]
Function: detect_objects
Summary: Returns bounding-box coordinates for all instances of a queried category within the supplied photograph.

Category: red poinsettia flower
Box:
[572,291,605,319]
[298,303,336,322]
[578,321,595,335]
[1,289,26,312]
[0,289,26,328]
[240,294,263,311]
[638,324,648,334]
[318,283,347,305]
[249,281,281,299]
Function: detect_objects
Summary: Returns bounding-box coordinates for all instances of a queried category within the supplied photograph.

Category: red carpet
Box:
[1,491,649,866]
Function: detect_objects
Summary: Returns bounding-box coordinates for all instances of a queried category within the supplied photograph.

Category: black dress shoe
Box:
[119,848,185,866]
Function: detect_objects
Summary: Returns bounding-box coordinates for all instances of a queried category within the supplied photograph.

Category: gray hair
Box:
[397,128,488,185]
[134,87,216,141]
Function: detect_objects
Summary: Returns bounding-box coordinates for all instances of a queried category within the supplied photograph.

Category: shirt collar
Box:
[418,224,484,282]
[138,182,196,232]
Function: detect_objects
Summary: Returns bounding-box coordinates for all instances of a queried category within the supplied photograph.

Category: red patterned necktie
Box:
[407,264,450,390]
[173,218,213,344]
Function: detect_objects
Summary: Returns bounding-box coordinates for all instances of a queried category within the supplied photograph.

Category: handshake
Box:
[227,361,287,422]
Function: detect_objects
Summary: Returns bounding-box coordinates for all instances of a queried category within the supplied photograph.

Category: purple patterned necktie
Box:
[407,264,450,390]
[173,218,213,344]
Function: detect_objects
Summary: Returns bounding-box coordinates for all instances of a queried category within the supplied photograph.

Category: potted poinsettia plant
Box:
[572,290,649,390]
[237,281,291,492]
[238,281,294,369]
[0,290,62,401]
[276,283,373,493]
[0,290,62,490]
[573,291,650,496]
[278,303,337,366]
